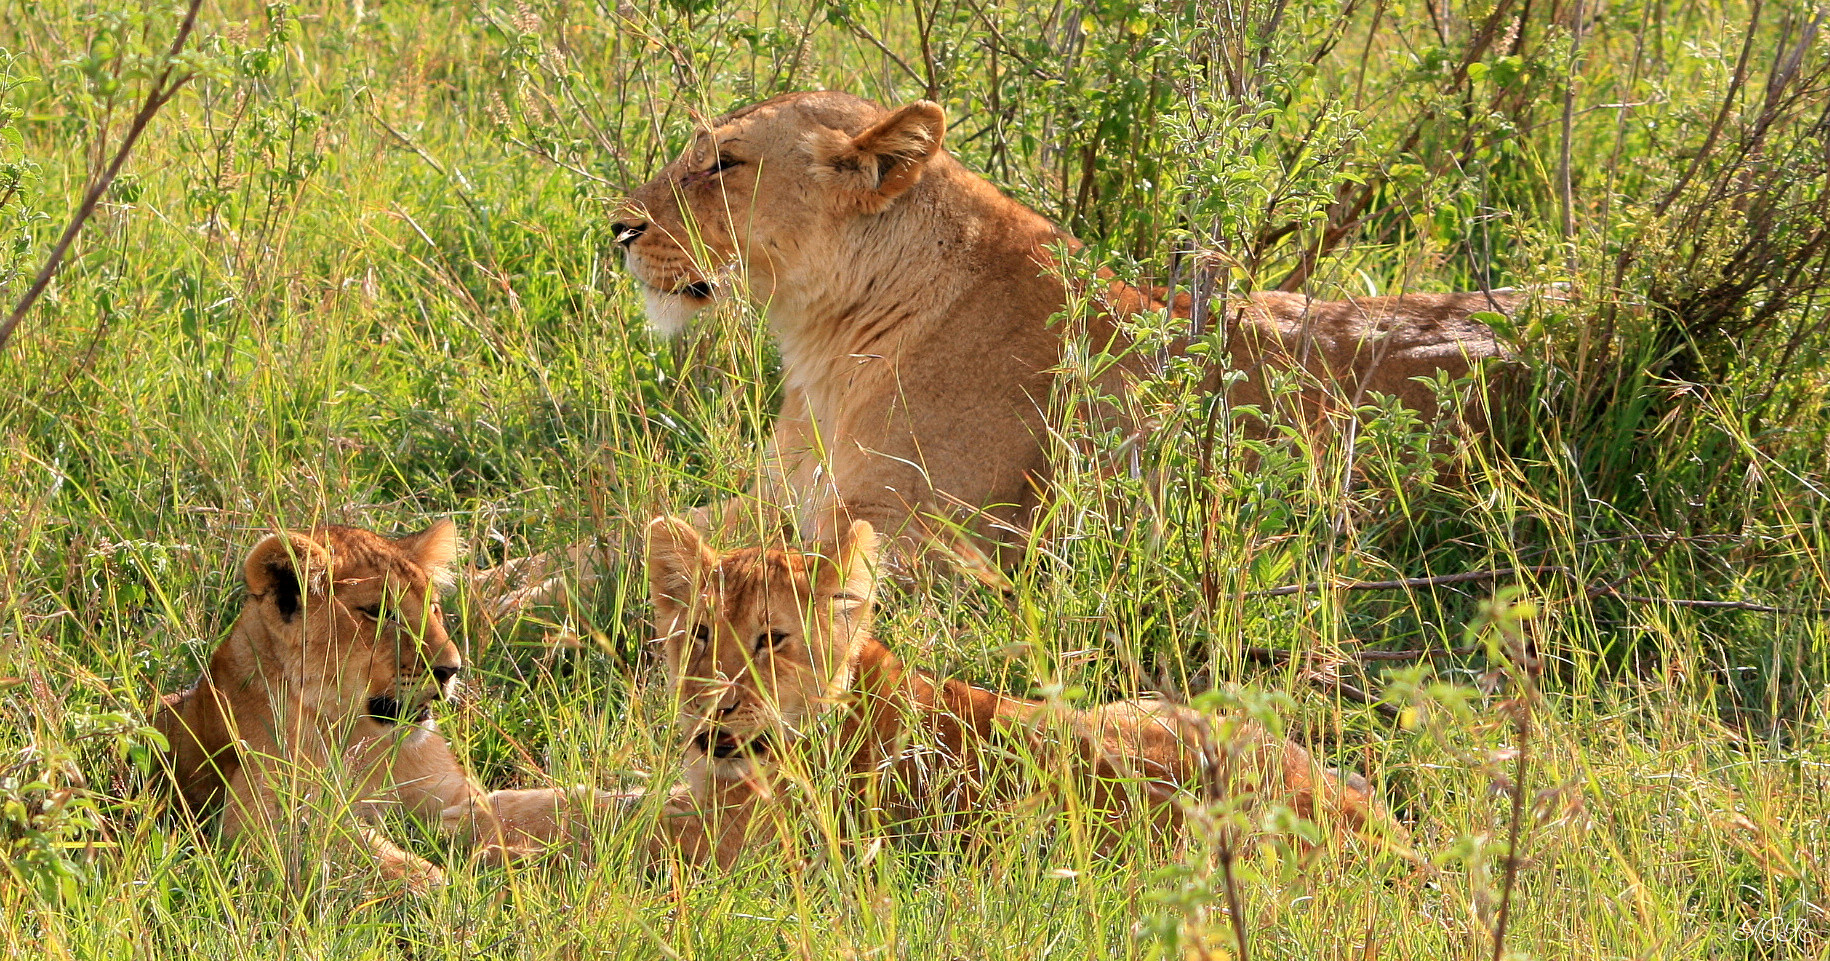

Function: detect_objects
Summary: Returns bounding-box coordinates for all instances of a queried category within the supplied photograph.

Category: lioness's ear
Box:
[819,520,881,602]
[646,516,715,608]
[244,532,333,622]
[810,101,946,213]
[395,518,460,590]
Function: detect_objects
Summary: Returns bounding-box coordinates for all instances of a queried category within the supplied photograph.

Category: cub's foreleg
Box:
[217,757,449,893]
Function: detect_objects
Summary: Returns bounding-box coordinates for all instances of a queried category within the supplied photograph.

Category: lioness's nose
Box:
[431,664,461,685]
[611,221,647,246]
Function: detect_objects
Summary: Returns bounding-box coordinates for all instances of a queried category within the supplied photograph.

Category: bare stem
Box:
[1490,688,1533,960]
[1217,842,1250,961]
[1488,608,1542,961]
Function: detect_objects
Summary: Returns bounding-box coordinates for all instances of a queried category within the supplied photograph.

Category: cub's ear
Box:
[244,532,333,622]
[818,520,881,603]
[809,101,946,213]
[395,519,460,590]
[645,516,715,608]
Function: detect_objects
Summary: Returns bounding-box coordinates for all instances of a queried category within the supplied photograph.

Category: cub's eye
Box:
[692,623,711,644]
[357,605,386,622]
[710,154,744,174]
[755,630,790,653]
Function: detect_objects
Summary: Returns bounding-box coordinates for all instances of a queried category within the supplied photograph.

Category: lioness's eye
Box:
[692,623,711,644]
[710,154,744,174]
[755,630,790,653]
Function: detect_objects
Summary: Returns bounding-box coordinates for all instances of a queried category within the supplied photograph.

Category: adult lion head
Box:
[615,91,954,336]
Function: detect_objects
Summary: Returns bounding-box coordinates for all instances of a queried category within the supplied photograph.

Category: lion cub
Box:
[642,517,1398,866]
[156,521,613,890]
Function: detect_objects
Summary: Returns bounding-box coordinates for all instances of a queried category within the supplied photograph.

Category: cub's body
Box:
[641,518,1393,866]
[157,522,613,889]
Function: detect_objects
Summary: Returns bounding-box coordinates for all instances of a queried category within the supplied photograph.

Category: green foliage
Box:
[0,698,165,899]
[0,48,42,295]
[1,0,1828,957]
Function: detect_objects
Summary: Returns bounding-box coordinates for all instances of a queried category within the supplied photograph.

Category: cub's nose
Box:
[610,221,647,246]
[430,664,462,686]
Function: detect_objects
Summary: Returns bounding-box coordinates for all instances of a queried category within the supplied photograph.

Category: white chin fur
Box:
[709,756,756,778]
[642,287,708,335]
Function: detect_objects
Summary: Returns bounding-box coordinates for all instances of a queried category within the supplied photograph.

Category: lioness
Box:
[639,516,1400,867]
[155,521,616,890]
[482,90,1524,608]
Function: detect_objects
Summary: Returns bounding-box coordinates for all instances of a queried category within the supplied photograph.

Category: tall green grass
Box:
[3,0,1828,957]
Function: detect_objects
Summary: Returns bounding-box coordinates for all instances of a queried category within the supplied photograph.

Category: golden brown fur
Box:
[639,517,1399,867]
[479,90,1525,608]
[155,521,618,890]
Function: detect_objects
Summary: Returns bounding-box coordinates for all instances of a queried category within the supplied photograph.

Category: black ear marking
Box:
[267,563,301,620]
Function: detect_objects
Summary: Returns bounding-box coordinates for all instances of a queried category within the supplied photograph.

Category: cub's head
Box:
[645,517,880,775]
[240,520,463,727]
[614,90,948,333]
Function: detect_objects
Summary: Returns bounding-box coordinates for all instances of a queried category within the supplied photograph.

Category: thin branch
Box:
[1600,593,1830,615]
[1237,648,1413,719]
[1244,645,1479,663]
[836,16,927,91]
[1275,0,1521,290]
[1558,0,1587,270]
[0,0,204,353]
[1489,617,1541,961]
[1246,566,1575,597]
[366,94,496,248]
[1248,566,1827,615]
[503,134,615,186]
[1309,672,1402,719]
[1648,0,1762,219]
[1184,710,1251,961]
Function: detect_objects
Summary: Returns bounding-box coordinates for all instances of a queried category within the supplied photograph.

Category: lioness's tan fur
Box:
[481,90,1523,608]
[155,522,614,889]
[639,517,1400,867]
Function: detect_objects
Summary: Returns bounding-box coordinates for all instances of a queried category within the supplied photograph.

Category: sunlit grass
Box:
[3,0,1829,957]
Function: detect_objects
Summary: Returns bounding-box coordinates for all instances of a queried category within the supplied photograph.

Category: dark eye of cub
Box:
[692,623,711,644]
[755,630,790,653]
[357,605,383,621]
